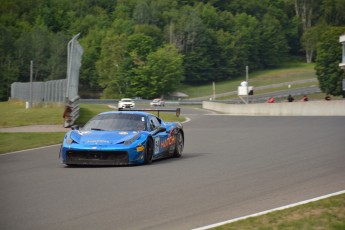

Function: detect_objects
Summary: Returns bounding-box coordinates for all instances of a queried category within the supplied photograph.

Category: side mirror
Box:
[71,125,79,130]
[158,126,166,132]
[152,126,166,135]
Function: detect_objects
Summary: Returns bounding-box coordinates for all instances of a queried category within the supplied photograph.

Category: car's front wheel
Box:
[173,130,184,158]
[144,138,153,164]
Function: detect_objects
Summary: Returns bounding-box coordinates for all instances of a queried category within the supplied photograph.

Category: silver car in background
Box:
[150,98,165,106]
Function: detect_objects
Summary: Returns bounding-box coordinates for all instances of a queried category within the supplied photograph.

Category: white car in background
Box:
[118,98,135,109]
[150,98,165,107]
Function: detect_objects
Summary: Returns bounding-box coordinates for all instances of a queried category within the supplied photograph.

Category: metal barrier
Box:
[63,96,80,128]
[203,100,345,116]
[64,34,83,127]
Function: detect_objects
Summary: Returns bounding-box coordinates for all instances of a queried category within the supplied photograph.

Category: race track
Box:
[1,107,344,230]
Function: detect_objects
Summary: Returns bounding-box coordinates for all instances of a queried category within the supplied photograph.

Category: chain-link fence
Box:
[11,79,66,103]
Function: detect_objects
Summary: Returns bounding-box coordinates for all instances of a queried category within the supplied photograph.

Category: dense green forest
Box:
[1,0,345,100]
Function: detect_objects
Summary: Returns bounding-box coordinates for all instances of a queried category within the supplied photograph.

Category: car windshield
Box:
[121,99,132,102]
[83,113,147,131]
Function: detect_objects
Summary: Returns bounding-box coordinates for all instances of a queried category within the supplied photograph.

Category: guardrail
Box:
[203,100,345,116]
[63,96,80,127]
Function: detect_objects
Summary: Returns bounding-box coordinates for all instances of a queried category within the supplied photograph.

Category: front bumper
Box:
[62,148,145,166]
[64,150,129,165]
[120,104,134,108]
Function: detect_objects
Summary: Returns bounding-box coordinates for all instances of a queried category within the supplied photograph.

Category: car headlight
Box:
[66,133,74,145]
[66,131,80,145]
[124,133,141,145]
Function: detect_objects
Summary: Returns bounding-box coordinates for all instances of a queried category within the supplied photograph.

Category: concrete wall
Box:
[203,100,345,116]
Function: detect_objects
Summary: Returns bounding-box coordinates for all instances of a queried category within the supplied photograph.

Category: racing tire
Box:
[144,138,153,164]
[173,130,184,158]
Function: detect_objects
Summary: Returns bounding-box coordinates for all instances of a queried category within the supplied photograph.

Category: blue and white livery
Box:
[59,109,184,166]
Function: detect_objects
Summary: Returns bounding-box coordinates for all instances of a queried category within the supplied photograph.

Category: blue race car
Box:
[59,109,184,166]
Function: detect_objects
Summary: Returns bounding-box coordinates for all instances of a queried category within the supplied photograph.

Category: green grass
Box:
[180,63,316,98]
[0,102,113,128]
[214,193,345,230]
[0,100,65,127]
[0,132,65,154]
[0,103,113,153]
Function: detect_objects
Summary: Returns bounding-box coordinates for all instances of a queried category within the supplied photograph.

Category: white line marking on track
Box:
[182,117,191,123]
[192,190,345,230]
[0,144,61,156]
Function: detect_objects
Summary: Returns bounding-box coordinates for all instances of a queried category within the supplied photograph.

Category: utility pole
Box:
[212,81,216,100]
[246,66,249,104]
[29,60,33,109]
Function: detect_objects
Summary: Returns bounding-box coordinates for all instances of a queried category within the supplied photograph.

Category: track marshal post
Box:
[238,66,254,104]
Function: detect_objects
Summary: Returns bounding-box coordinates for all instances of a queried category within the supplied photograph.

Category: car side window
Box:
[149,116,161,131]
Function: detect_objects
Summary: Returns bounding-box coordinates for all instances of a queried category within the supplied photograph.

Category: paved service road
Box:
[1,107,344,230]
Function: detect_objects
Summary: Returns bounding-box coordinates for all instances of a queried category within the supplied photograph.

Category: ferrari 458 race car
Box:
[59,109,184,166]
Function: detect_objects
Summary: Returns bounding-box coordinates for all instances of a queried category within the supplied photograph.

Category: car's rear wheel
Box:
[144,138,153,164]
[173,130,184,158]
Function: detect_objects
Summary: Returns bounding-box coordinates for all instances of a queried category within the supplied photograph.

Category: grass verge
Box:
[0,132,65,154]
[214,193,345,230]
[180,63,316,98]
[0,100,65,127]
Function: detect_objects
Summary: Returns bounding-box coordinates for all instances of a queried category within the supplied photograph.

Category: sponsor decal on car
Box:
[87,140,110,143]
[161,135,175,148]
[154,137,160,154]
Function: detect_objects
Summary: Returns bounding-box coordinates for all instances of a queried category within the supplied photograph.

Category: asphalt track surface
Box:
[1,107,345,230]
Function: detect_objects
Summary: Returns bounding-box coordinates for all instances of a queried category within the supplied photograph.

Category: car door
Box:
[148,115,169,157]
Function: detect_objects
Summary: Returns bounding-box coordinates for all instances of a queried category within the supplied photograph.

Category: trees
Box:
[131,44,184,98]
[300,25,323,65]
[96,31,183,99]
[259,14,289,67]
[320,0,345,26]
[78,28,105,98]
[96,33,128,98]
[1,0,345,101]
[290,0,321,63]
[315,27,345,96]
[290,0,345,63]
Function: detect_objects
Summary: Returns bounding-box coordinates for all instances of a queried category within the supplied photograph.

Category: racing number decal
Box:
[154,137,160,154]
[160,130,176,148]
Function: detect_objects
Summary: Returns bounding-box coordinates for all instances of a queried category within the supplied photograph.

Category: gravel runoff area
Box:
[0,125,68,132]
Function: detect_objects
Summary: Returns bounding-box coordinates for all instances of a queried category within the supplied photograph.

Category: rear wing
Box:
[118,108,181,118]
